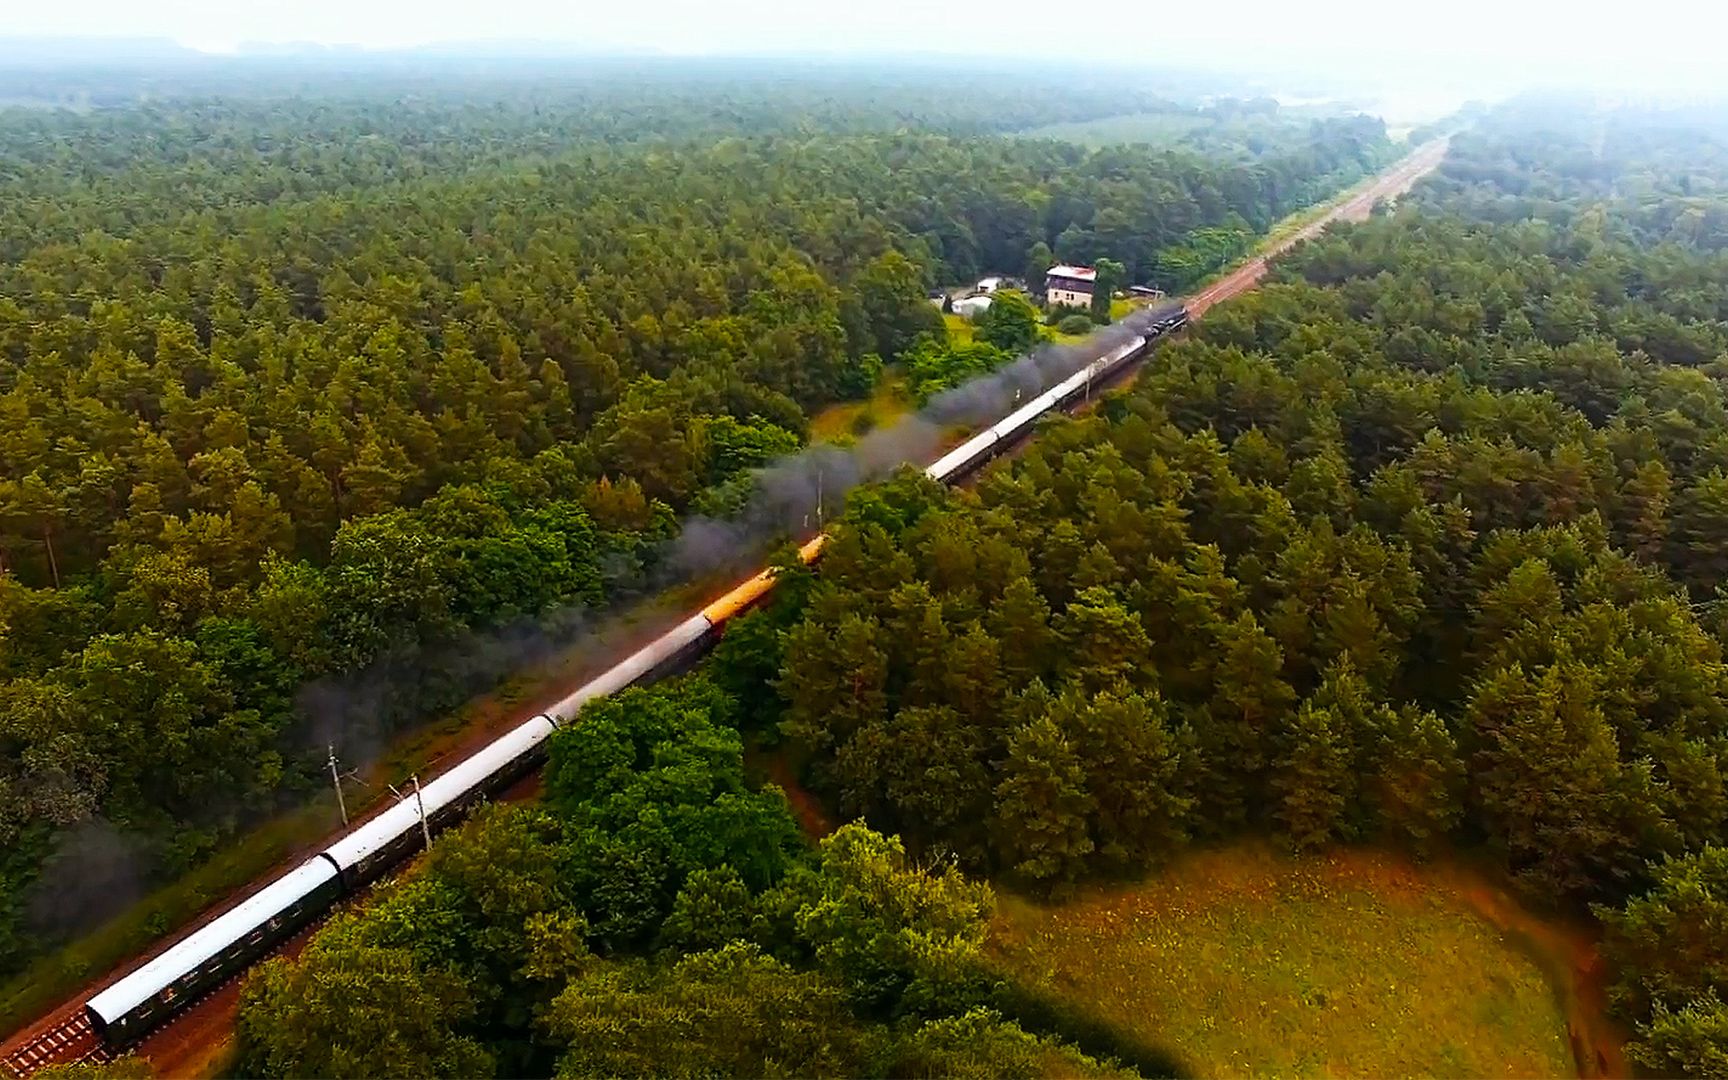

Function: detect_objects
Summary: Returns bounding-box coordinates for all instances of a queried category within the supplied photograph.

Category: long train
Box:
[82,301,1188,1047]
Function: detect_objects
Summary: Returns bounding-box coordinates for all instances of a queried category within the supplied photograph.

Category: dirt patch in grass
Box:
[764,755,834,840]
[990,843,1602,1078]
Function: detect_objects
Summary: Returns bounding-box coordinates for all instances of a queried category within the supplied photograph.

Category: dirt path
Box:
[1312,848,1629,1078]
[1455,878,1630,1078]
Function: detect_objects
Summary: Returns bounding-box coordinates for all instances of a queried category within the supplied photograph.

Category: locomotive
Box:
[82,301,1188,1046]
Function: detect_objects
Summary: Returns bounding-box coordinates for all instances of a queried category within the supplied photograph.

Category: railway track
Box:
[1187,136,1447,317]
[2,1013,109,1078]
[0,136,1449,1079]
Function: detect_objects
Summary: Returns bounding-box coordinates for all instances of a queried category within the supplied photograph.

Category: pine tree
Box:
[885,581,954,706]
[1193,611,1296,827]
[1063,688,1194,866]
[1615,458,1672,565]
[1469,661,1660,895]
[1089,259,1124,324]
[989,576,1055,688]
[1674,470,1728,594]
[779,613,889,762]
[1601,845,1728,1020]
[942,623,1006,730]
[1274,701,1353,849]
[1371,706,1464,852]
[1627,994,1728,1080]
[1056,585,1152,694]
[1072,541,1124,591]
[992,716,1095,887]
[1036,519,1087,606]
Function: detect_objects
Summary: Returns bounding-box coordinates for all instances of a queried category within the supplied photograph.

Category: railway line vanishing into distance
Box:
[0,137,1447,1078]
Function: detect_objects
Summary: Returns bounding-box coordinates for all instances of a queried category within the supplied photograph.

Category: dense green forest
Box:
[0,68,1391,983]
[0,54,1245,133]
[238,679,1137,1078]
[226,107,1728,1076]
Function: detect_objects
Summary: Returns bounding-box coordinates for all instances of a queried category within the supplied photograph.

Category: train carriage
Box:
[84,859,343,1043]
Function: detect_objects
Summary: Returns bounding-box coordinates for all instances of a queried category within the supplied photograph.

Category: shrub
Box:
[1057,314,1094,336]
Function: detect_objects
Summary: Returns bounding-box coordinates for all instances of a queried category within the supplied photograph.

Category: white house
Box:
[1045,265,1096,309]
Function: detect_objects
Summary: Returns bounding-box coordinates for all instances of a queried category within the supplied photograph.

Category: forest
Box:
[220,106,1728,1076]
[0,54,1260,135]
[0,70,1393,986]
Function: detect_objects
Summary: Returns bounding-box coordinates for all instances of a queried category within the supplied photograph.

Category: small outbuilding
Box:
[952,295,994,319]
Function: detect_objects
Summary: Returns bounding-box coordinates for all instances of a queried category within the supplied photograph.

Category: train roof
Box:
[85,858,339,1027]
[542,613,711,722]
[321,715,555,870]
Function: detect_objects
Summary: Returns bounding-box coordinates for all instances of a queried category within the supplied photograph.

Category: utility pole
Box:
[815,469,824,530]
[389,777,432,851]
[327,745,349,826]
[413,776,431,850]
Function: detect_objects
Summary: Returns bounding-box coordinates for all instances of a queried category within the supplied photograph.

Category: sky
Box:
[5,0,1728,96]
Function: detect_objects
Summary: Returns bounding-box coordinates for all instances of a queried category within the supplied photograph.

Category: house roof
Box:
[1046,264,1096,282]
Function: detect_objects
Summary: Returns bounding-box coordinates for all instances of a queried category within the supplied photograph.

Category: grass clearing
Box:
[808,367,912,443]
[1040,299,1146,346]
[989,843,1578,1078]
[942,311,974,344]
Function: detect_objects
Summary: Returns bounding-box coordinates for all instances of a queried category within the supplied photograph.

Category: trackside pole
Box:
[327,745,348,826]
[413,776,431,850]
[388,778,433,852]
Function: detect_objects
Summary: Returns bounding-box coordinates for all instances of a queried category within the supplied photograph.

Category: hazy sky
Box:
[6,0,1728,94]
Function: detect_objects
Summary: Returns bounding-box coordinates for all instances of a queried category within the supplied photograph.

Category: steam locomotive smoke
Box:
[661,317,1155,581]
[299,318,1155,772]
[27,819,147,940]
[30,316,1159,954]
[297,604,626,768]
